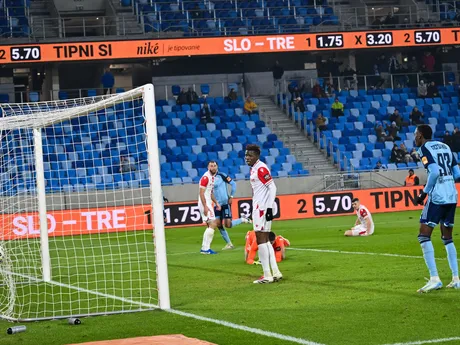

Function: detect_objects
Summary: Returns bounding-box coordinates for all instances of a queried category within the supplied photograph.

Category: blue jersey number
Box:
[437,153,453,176]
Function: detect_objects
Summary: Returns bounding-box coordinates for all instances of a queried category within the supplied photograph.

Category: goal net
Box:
[0,84,169,321]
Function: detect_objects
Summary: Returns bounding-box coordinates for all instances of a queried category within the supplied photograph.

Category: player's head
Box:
[208,161,218,175]
[245,144,261,167]
[415,124,432,147]
[351,198,360,211]
[269,231,276,244]
[408,169,414,176]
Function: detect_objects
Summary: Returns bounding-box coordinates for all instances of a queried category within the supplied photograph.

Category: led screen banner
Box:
[2,184,455,240]
[0,27,459,64]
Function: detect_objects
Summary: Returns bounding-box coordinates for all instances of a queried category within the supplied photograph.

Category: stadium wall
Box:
[152,70,318,98]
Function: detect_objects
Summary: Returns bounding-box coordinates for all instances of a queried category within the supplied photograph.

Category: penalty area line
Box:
[380,337,460,345]
[2,269,325,345]
[288,247,460,262]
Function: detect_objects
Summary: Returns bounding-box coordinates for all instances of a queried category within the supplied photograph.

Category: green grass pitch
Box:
[1,210,460,345]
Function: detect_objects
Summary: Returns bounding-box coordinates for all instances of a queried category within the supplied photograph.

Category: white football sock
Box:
[201,228,215,251]
[258,243,272,278]
[267,242,281,275]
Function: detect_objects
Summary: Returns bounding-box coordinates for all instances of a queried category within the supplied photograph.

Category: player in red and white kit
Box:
[199,161,221,254]
[344,198,375,237]
[245,144,282,284]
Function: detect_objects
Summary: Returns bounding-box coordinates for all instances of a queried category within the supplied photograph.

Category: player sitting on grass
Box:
[344,198,374,237]
[213,164,251,250]
[245,231,290,265]
[198,161,221,255]
[414,124,460,292]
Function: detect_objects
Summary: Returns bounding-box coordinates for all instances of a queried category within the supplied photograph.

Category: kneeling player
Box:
[245,231,290,264]
[344,198,374,237]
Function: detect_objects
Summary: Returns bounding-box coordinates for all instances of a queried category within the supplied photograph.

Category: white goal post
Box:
[0,84,170,321]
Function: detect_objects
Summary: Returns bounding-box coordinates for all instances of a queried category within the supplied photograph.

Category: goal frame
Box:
[0,83,170,321]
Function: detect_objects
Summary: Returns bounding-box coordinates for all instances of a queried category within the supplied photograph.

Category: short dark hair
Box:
[208,160,218,165]
[352,198,359,203]
[409,169,414,173]
[417,124,433,140]
[245,144,261,155]
[269,231,276,242]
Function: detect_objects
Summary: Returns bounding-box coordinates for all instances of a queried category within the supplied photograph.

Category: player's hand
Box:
[204,206,210,216]
[414,192,427,206]
[216,203,221,211]
[265,208,274,221]
[228,197,233,206]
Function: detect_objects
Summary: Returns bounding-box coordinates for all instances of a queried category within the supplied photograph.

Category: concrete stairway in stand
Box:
[254,96,337,175]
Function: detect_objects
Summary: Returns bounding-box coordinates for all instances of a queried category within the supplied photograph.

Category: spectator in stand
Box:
[293,97,305,113]
[400,143,413,163]
[374,161,386,171]
[342,65,356,89]
[191,3,202,19]
[331,98,344,118]
[186,87,199,105]
[410,148,421,162]
[453,127,460,153]
[444,131,453,150]
[312,82,326,98]
[200,103,214,124]
[395,63,410,88]
[384,12,397,28]
[404,169,420,186]
[227,88,238,102]
[386,121,401,141]
[315,113,327,131]
[408,56,419,73]
[371,17,383,29]
[120,156,136,173]
[244,97,258,114]
[389,109,403,128]
[388,55,400,74]
[271,61,284,93]
[422,51,435,72]
[101,69,115,95]
[417,80,428,98]
[324,79,336,97]
[410,106,424,125]
[371,64,385,89]
[427,81,439,98]
[375,123,394,142]
[177,88,188,105]
[288,84,303,102]
[390,144,405,164]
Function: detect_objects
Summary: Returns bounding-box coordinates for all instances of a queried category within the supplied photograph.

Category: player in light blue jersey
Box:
[214,167,251,250]
[414,124,460,292]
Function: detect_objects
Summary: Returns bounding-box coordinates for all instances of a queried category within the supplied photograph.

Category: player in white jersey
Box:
[245,144,282,284]
[199,161,221,255]
[344,198,375,236]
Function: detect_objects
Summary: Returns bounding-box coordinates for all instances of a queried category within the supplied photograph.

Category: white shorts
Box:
[253,208,272,232]
[199,202,215,223]
[351,225,374,236]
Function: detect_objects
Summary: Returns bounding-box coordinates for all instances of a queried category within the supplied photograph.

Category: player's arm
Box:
[257,167,277,220]
[424,163,440,194]
[415,146,437,205]
[199,177,209,213]
[223,173,237,205]
[364,217,372,234]
[451,154,460,181]
[211,191,221,210]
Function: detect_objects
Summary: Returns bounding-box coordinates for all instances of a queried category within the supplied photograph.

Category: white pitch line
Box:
[1,269,324,345]
[287,247,460,262]
[380,337,460,345]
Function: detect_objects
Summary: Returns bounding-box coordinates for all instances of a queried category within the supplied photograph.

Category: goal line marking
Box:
[380,337,460,345]
[2,270,324,345]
